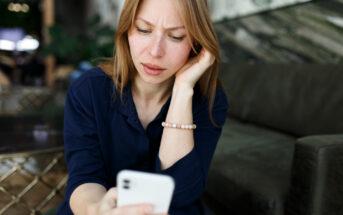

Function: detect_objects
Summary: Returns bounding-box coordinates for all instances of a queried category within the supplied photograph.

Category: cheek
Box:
[167,43,192,69]
[128,32,149,61]
[128,34,140,60]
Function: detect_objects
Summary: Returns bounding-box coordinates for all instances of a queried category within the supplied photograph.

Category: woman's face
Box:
[128,0,192,85]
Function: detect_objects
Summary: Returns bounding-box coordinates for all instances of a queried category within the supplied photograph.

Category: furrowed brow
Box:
[136,17,185,30]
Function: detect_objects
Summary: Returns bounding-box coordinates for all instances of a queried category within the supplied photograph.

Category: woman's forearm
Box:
[159,83,195,169]
[70,183,107,215]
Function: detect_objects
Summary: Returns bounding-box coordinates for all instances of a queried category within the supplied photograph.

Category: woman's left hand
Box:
[174,48,215,89]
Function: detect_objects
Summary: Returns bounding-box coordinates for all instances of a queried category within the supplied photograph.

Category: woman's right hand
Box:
[87,187,168,215]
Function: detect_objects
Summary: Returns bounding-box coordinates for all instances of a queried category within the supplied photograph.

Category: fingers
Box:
[104,188,155,215]
[183,48,214,72]
[95,188,159,215]
[106,187,118,199]
[99,188,117,212]
[105,187,118,206]
[174,47,216,87]
[198,48,215,68]
[112,203,154,215]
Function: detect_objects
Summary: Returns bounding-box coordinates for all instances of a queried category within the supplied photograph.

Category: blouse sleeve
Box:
[154,88,229,208]
[63,79,109,206]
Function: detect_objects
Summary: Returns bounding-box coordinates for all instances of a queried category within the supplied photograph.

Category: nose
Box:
[149,35,165,58]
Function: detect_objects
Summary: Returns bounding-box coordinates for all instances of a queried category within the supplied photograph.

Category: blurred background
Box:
[0,0,342,214]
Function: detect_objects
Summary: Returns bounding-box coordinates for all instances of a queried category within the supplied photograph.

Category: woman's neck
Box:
[132,76,173,107]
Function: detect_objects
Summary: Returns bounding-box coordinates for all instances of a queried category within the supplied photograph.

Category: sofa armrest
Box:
[286,134,343,215]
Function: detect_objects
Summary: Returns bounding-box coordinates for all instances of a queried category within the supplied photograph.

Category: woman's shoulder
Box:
[66,67,116,114]
[69,67,113,93]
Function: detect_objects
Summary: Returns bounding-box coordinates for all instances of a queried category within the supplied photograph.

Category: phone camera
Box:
[123,178,130,189]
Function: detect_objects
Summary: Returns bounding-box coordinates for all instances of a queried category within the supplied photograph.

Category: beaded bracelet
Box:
[161,121,196,130]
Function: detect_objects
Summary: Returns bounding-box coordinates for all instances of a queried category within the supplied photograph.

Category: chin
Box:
[140,73,174,86]
[142,76,167,85]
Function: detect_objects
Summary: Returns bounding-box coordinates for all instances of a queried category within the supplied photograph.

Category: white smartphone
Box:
[117,170,175,213]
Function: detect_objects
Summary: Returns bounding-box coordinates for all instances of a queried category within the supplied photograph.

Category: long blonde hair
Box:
[100,0,223,126]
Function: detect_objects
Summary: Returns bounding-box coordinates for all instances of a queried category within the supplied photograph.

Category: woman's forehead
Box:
[135,0,184,28]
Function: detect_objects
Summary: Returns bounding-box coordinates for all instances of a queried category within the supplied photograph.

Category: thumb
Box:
[99,188,117,212]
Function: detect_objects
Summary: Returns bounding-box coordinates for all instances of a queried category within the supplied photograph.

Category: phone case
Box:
[117,170,175,213]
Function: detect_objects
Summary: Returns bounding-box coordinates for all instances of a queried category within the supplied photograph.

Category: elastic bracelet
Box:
[161,121,196,130]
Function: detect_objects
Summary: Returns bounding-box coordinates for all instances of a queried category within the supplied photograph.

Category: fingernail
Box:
[145,206,153,213]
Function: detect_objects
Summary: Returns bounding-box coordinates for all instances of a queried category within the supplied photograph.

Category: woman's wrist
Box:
[172,82,194,97]
[165,82,193,125]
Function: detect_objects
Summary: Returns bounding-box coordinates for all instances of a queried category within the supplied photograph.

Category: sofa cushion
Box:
[219,63,343,136]
[286,134,343,215]
[206,117,295,215]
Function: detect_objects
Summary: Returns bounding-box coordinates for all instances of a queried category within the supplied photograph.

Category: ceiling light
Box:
[16,36,39,51]
[22,4,30,13]
[0,39,16,51]
[13,3,21,12]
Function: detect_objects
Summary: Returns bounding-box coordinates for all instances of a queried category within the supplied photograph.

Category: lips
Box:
[141,63,166,76]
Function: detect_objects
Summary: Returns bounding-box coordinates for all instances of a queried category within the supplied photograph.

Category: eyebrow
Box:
[136,18,185,30]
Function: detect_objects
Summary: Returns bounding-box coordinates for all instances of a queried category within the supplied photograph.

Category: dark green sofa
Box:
[204,63,343,215]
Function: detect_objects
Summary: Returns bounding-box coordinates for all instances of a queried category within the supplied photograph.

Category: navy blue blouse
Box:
[57,67,229,215]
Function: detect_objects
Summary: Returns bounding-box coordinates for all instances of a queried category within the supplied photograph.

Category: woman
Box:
[57,0,229,214]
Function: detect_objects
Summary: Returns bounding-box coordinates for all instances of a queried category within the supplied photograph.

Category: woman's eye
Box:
[170,35,184,41]
[137,28,150,34]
